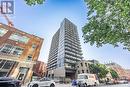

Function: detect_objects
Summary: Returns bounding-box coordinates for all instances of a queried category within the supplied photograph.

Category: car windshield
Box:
[39,78,51,81]
[78,75,88,79]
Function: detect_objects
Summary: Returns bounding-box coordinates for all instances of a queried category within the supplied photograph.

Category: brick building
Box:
[125,69,130,81]
[106,63,127,79]
[0,23,43,83]
[33,61,47,78]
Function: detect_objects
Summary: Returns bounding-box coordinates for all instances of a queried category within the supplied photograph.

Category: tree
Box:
[24,0,45,5]
[89,64,109,79]
[83,0,130,51]
[110,69,119,79]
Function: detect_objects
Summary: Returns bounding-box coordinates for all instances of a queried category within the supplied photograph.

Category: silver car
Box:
[28,78,55,87]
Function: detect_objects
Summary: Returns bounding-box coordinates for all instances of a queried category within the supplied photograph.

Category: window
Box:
[82,70,84,73]
[78,70,80,74]
[81,63,83,67]
[9,33,29,44]
[12,47,24,56]
[0,44,13,54]
[78,75,88,79]
[86,70,89,73]
[2,61,14,69]
[32,44,37,51]
[0,72,7,77]
[0,44,24,56]
[27,54,32,61]
[85,63,87,67]
[0,28,8,37]
[0,60,6,68]
[40,78,50,81]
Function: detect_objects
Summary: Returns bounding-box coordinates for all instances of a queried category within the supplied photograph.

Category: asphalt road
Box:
[23,83,130,87]
[56,83,130,87]
[97,83,130,87]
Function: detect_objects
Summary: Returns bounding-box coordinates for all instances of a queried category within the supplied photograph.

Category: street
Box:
[55,83,130,87]
[23,83,130,87]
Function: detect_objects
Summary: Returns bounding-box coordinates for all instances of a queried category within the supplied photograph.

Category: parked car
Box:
[28,77,55,87]
[77,73,99,87]
[106,80,114,85]
[0,77,21,87]
[118,80,128,84]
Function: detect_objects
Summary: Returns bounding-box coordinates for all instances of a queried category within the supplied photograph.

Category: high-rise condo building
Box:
[47,18,83,80]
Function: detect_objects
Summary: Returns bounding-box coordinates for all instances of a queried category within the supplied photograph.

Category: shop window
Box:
[2,61,14,69]
[0,72,7,77]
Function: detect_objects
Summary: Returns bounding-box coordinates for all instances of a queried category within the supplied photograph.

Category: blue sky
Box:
[0,0,130,69]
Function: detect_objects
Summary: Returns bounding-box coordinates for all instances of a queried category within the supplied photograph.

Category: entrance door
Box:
[17,67,29,81]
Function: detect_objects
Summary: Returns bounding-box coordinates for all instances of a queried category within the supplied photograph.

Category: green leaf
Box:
[83,0,130,51]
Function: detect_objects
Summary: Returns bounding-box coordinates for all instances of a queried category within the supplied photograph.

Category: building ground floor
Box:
[0,55,35,84]
[47,67,76,82]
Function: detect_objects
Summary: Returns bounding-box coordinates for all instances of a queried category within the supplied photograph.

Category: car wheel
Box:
[84,83,88,87]
[32,84,38,87]
[10,84,15,87]
[50,83,55,87]
[94,82,97,86]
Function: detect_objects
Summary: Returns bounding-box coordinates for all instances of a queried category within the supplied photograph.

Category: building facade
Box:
[87,59,99,64]
[47,18,83,80]
[106,63,127,79]
[76,60,91,77]
[33,61,47,78]
[125,69,130,81]
[0,23,43,83]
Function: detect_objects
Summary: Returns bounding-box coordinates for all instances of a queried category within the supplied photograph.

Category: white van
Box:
[77,73,99,87]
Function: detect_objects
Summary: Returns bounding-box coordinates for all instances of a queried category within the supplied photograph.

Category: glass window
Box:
[9,33,29,44]
[86,70,89,73]
[0,44,13,54]
[27,54,32,61]
[19,67,29,74]
[40,78,50,81]
[0,72,7,77]
[85,63,87,67]
[0,28,8,37]
[0,44,24,56]
[32,44,37,51]
[78,75,88,79]
[81,63,83,67]
[12,47,24,56]
[2,61,14,69]
[82,70,84,73]
[0,60,6,68]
